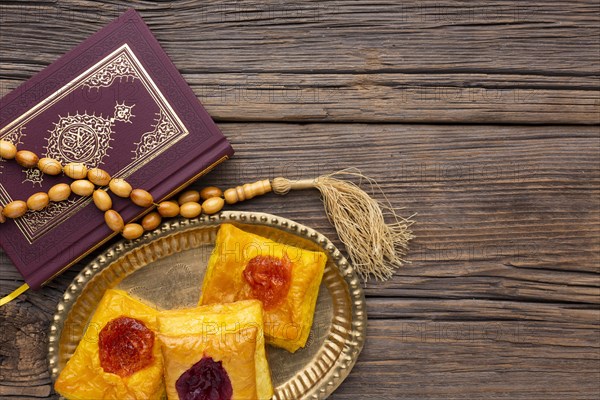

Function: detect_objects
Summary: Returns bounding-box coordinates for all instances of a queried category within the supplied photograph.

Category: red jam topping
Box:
[98,316,155,377]
[243,254,292,310]
[176,356,233,400]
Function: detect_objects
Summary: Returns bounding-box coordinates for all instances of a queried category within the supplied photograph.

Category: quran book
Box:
[0,9,233,289]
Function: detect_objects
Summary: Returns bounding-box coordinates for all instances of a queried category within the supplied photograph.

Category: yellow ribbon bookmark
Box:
[0,283,29,306]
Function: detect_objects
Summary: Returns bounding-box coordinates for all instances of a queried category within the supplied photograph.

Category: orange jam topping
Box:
[98,316,155,377]
[243,255,292,310]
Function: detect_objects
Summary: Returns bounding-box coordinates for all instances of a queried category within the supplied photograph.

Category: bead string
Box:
[0,139,229,240]
[1,137,416,295]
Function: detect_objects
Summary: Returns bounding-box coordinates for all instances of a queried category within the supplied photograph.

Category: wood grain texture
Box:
[1,123,599,399]
[1,0,599,398]
[0,0,599,123]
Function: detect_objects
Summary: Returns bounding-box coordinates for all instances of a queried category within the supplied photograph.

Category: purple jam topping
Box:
[176,356,233,400]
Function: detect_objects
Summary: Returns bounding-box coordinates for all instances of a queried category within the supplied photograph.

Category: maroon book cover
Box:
[0,9,233,289]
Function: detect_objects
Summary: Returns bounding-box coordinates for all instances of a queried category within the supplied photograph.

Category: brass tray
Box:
[48,211,367,399]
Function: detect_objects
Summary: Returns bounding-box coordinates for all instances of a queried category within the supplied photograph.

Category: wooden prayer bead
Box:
[141,212,161,231]
[179,202,202,218]
[104,210,124,232]
[48,183,71,202]
[109,178,132,198]
[26,192,49,211]
[157,201,179,217]
[71,180,95,196]
[223,179,271,204]
[15,150,39,168]
[0,206,5,223]
[202,197,224,215]
[88,168,111,186]
[223,189,237,204]
[122,223,144,240]
[2,201,27,218]
[0,140,17,160]
[64,162,88,179]
[130,189,153,208]
[200,186,223,200]
[178,190,200,204]
[93,190,112,211]
[37,158,62,175]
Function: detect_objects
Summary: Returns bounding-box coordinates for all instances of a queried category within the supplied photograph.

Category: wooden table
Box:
[1,1,598,398]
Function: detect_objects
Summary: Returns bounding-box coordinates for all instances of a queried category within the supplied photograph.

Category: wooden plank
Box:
[0,300,52,398]
[330,319,600,399]
[0,122,598,398]
[1,1,598,123]
[211,122,600,283]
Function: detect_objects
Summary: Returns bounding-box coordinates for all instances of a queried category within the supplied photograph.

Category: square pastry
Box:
[54,289,164,400]
[157,300,273,400]
[199,223,327,352]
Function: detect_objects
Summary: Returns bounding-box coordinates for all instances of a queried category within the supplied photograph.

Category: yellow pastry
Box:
[54,289,164,400]
[157,299,273,400]
[199,223,327,352]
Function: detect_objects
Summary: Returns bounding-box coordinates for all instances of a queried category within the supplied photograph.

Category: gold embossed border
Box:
[0,44,189,243]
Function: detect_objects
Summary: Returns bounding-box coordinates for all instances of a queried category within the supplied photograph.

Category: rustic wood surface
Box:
[1,1,599,399]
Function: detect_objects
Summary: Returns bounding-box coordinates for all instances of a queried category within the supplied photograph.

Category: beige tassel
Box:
[226,168,413,282]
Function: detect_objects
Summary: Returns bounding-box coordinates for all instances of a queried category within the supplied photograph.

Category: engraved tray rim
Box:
[47,211,367,399]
